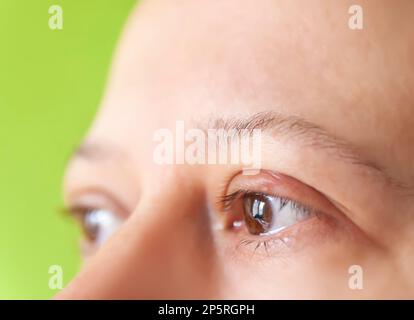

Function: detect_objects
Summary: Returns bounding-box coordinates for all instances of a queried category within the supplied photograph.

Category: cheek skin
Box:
[58,179,223,299]
[215,225,388,299]
[212,204,392,299]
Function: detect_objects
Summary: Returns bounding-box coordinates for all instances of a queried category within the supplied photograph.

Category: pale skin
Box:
[57,0,414,299]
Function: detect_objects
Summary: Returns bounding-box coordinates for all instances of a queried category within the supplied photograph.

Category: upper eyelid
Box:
[220,170,338,215]
[218,189,315,215]
[65,188,131,219]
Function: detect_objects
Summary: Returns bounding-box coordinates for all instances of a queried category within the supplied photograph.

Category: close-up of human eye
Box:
[222,190,314,236]
[1,0,414,308]
[70,207,124,247]
[63,190,131,256]
[215,170,345,256]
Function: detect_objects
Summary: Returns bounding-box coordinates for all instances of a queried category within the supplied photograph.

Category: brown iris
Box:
[243,193,273,235]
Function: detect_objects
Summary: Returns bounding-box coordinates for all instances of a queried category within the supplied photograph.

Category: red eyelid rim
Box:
[225,170,344,218]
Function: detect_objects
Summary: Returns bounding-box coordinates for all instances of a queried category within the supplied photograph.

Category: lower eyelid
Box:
[226,213,336,259]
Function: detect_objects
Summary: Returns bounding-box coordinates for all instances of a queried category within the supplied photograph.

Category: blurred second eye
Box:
[79,209,123,245]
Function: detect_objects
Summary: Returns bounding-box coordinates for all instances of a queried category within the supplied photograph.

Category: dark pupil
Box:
[243,194,272,235]
[84,212,100,241]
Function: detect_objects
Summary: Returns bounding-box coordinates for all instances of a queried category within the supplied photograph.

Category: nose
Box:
[56,169,220,299]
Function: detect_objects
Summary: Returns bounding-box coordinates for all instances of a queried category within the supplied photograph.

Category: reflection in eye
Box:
[222,190,314,237]
[243,192,312,235]
[79,209,123,245]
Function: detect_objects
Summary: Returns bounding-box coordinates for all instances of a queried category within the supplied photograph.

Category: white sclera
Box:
[264,197,311,235]
[84,209,123,245]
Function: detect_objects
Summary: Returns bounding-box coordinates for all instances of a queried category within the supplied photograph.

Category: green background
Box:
[0,0,136,299]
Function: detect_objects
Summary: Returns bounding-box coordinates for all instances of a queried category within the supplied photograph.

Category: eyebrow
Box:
[200,111,411,192]
[71,111,411,193]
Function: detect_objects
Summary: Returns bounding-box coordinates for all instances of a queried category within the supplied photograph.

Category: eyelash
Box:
[219,189,312,213]
[64,206,96,240]
[65,206,122,244]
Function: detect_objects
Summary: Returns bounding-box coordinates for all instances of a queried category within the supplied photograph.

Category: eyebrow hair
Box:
[200,111,411,192]
[71,111,412,194]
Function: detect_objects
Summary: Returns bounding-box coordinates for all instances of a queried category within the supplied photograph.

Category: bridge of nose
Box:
[57,169,220,299]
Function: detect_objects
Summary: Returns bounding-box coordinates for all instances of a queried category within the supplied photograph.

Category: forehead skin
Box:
[93,0,414,186]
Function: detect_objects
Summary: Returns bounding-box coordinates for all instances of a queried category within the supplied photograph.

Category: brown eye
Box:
[236,192,313,236]
[75,209,123,245]
[82,210,101,241]
[243,193,274,235]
